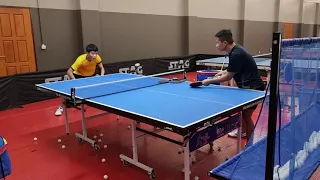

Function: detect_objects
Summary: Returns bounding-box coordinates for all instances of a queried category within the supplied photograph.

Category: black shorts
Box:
[73,73,93,79]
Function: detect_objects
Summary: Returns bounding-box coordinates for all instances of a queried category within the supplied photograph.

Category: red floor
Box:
[2,72,317,180]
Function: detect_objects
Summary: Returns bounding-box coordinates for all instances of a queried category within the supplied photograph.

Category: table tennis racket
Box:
[189,81,203,88]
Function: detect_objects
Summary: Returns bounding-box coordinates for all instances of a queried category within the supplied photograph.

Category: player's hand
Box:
[202,79,211,86]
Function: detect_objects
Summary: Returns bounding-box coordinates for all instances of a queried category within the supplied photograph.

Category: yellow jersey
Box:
[71,54,102,77]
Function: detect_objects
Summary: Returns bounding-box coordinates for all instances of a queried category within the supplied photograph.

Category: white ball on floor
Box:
[128,125,131,129]
[58,139,62,143]
[194,176,199,180]
[101,158,106,163]
[100,133,103,137]
[62,145,65,149]
[98,139,102,142]
[93,135,97,139]
[103,175,108,179]
[34,137,37,141]
[104,145,108,148]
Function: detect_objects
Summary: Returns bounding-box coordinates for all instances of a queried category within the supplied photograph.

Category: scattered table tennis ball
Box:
[100,133,103,137]
[194,176,199,180]
[98,139,102,143]
[58,139,62,143]
[135,63,140,67]
[103,175,108,179]
[101,158,106,163]
[62,145,66,149]
[34,137,38,141]
[127,125,131,129]
[104,145,108,149]
[93,135,97,139]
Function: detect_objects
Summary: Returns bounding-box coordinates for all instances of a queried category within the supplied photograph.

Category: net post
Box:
[265,32,282,180]
[70,87,76,106]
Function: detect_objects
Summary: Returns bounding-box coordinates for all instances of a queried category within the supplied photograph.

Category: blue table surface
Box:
[37,73,265,128]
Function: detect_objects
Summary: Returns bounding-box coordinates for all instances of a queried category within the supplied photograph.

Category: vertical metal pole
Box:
[265,32,282,180]
[132,121,138,161]
[81,104,87,137]
[184,142,190,180]
[237,112,242,152]
[63,99,70,134]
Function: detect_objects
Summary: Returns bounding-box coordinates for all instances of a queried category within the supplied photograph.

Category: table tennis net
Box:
[71,75,167,100]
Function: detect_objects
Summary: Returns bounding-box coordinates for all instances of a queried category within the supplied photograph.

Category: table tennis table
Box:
[35,70,266,180]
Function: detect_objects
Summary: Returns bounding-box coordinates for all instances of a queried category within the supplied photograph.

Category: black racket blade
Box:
[189,81,203,88]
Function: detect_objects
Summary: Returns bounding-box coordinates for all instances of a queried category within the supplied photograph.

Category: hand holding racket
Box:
[189,79,211,87]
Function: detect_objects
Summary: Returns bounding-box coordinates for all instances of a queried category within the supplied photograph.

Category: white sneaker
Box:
[55,106,63,116]
[228,129,247,138]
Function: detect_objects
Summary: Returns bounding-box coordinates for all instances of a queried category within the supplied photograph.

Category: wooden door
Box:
[0,7,36,77]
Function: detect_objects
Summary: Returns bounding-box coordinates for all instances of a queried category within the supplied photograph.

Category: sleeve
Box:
[96,55,102,64]
[71,56,82,71]
[227,53,244,73]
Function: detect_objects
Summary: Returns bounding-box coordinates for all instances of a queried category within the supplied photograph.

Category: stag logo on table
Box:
[168,60,189,70]
[119,64,143,75]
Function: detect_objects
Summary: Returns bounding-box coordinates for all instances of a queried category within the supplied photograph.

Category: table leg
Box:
[75,104,100,151]
[237,112,242,152]
[120,120,155,179]
[183,142,191,180]
[62,99,70,135]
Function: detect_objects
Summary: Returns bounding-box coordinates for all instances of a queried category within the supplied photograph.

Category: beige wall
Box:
[1,0,319,71]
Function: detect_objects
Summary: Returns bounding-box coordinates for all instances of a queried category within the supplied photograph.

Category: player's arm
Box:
[202,71,234,85]
[67,68,76,80]
[96,55,105,75]
[215,70,227,77]
[67,56,82,79]
[202,54,242,85]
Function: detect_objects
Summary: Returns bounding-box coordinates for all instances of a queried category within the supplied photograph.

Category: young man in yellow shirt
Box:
[55,44,105,116]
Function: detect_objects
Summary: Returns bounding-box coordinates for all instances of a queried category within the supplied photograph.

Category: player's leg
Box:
[55,101,64,116]
[242,108,255,141]
[228,118,247,138]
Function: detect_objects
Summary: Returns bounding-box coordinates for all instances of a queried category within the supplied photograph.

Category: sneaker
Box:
[228,129,247,138]
[55,106,63,116]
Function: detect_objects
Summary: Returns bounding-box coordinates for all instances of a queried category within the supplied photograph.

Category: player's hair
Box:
[86,44,98,53]
[215,29,234,44]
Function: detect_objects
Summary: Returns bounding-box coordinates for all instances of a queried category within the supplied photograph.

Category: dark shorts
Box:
[73,73,93,79]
